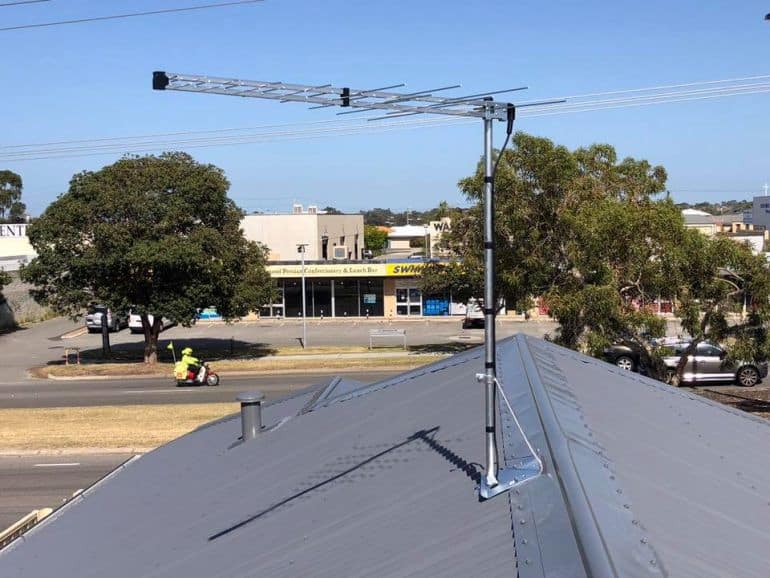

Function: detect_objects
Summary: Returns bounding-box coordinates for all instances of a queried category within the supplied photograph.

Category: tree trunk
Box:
[142,315,163,364]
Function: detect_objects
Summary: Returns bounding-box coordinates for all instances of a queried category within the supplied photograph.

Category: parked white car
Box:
[128,313,173,334]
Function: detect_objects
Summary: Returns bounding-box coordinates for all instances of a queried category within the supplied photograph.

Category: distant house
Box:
[3,335,770,577]
[682,208,717,236]
[682,209,768,253]
[386,224,429,250]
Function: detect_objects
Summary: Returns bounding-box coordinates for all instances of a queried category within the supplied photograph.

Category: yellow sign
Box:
[385,263,426,276]
[266,262,426,278]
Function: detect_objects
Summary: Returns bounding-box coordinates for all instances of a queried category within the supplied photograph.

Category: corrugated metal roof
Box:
[527,336,770,578]
[3,336,770,577]
[1,350,520,578]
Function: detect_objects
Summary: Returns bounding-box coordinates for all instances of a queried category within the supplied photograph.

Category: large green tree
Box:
[364,224,388,254]
[22,152,275,363]
[422,132,770,379]
[0,170,26,223]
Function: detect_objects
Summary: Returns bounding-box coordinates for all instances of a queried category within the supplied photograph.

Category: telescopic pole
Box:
[482,109,499,489]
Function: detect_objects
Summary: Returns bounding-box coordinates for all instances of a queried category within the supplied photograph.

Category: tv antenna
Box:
[152,70,563,500]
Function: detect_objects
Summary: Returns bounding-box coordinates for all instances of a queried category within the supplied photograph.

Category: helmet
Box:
[181,347,193,355]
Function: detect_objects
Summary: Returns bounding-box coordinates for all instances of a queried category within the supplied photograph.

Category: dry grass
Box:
[33,354,437,378]
[0,403,240,452]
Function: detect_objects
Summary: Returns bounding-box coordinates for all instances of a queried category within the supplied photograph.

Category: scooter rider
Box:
[181,347,204,382]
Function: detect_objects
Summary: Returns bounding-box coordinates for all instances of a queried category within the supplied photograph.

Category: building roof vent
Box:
[292,203,303,214]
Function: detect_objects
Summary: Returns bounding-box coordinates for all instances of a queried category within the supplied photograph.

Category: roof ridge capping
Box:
[508,334,666,577]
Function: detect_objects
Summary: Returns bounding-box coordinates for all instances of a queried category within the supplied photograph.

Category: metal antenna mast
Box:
[152,71,562,500]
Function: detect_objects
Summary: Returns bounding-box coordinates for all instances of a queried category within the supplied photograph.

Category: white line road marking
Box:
[121,389,203,394]
[34,463,81,468]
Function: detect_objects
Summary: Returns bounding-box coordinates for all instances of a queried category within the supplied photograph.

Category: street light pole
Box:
[423,224,430,261]
[297,244,308,348]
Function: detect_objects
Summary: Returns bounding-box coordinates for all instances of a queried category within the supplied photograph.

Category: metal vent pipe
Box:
[237,391,265,441]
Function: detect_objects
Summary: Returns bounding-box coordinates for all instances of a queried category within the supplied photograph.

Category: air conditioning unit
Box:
[333,246,347,260]
[307,205,318,214]
[292,203,303,214]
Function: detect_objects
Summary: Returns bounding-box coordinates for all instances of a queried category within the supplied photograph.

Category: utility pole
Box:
[297,243,308,348]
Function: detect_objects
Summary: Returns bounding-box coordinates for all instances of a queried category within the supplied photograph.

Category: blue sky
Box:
[1,0,769,216]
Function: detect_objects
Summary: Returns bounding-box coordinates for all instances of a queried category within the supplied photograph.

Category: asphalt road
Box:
[0,453,133,531]
[0,370,401,408]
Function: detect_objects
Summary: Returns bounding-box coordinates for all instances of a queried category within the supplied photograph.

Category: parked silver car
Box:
[85,305,127,333]
[663,341,768,387]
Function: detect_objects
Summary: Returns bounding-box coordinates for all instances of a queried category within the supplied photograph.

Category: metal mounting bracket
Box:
[476,372,544,500]
[478,456,542,499]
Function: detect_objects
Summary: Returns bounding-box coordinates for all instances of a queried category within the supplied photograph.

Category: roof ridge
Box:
[531,336,770,430]
[501,335,666,577]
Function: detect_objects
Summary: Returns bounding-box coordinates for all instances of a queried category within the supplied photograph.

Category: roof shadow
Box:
[44,338,278,365]
[209,426,481,541]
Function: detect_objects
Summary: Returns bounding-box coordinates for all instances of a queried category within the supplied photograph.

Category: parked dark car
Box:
[603,337,690,373]
[602,341,644,372]
[662,341,768,387]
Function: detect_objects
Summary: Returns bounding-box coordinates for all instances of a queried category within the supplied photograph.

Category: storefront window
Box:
[423,293,450,316]
[396,286,422,316]
[360,279,383,317]
[334,279,359,317]
[309,280,331,317]
[284,280,303,317]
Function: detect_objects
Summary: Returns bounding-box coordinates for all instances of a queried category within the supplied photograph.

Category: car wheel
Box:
[614,355,635,371]
[737,366,760,387]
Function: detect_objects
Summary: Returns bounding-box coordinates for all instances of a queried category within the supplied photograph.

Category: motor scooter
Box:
[174,361,220,387]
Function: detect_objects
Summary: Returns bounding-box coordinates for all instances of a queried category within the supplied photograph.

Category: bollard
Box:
[237,391,265,441]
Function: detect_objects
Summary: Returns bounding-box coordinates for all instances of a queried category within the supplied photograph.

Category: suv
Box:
[663,341,768,387]
[603,336,690,372]
[85,305,127,333]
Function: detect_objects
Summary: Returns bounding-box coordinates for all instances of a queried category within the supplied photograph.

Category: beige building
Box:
[0,223,35,271]
[241,205,364,261]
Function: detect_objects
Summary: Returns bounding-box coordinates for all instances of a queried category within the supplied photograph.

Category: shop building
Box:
[262,261,459,319]
[241,205,365,261]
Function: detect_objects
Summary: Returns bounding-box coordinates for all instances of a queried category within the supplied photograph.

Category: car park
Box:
[84,305,127,333]
[663,341,768,387]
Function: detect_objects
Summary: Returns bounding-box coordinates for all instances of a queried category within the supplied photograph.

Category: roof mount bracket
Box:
[476,373,544,500]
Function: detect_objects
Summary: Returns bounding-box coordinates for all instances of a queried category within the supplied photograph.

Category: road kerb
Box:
[0,448,152,456]
[60,327,88,339]
[43,365,418,381]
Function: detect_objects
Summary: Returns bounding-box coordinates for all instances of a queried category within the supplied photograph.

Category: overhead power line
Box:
[0,0,261,31]
[0,0,50,6]
[2,74,769,162]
